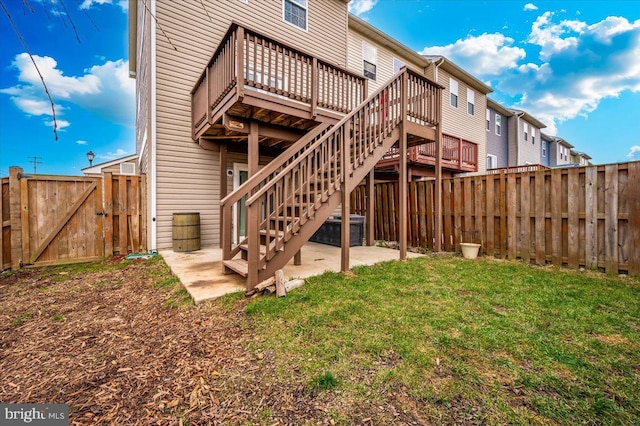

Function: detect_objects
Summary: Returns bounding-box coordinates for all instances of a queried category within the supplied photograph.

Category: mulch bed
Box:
[0,259,422,425]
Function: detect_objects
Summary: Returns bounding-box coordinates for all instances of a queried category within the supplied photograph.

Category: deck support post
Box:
[219,143,227,248]
[399,72,408,260]
[365,169,375,246]
[248,121,259,177]
[341,126,351,272]
[294,249,301,265]
[434,124,443,252]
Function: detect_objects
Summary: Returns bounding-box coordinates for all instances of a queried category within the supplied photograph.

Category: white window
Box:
[524,122,529,141]
[392,58,405,74]
[362,42,377,80]
[487,154,498,170]
[283,0,307,31]
[542,143,547,157]
[495,114,502,136]
[486,109,490,131]
[467,88,475,115]
[532,128,536,144]
[449,78,458,108]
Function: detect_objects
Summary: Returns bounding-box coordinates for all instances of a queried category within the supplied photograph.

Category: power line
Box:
[27,156,43,174]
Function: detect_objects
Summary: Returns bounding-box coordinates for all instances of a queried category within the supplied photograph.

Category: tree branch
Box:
[0,0,59,141]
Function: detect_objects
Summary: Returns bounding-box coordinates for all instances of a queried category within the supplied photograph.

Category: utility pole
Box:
[28,156,43,174]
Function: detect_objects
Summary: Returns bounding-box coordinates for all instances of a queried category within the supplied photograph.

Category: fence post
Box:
[9,167,23,269]
[103,172,114,257]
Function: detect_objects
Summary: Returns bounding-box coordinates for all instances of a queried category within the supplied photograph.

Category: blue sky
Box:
[1,1,639,176]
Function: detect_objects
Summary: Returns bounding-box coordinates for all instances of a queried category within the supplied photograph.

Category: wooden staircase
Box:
[220,68,442,290]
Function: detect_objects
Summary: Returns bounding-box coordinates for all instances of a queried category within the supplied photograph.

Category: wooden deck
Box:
[377,133,478,175]
[191,23,367,149]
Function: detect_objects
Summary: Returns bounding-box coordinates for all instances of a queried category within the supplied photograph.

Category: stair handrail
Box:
[220,123,332,209]
[246,70,409,206]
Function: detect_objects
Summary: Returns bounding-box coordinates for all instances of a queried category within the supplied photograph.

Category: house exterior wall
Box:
[508,115,543,166]
[540,140,550,166]
[346,27,424,95]
[135,1,150,174]
[432,67,487,173]
[551,142,572,166]
[517,119,542,165]
[149,0,349,249]
[486,107,508,168]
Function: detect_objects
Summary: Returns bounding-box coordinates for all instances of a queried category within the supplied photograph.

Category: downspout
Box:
[514,111,524,166]
[433,56,445,82]
[150,0,157,252]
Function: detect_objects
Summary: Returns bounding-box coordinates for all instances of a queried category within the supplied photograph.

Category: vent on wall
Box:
[120,162,136,175]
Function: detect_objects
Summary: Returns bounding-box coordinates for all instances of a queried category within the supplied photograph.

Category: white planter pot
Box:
[460,243,481,260]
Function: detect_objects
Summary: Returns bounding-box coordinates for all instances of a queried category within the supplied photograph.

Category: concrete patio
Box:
[160,242,424,304]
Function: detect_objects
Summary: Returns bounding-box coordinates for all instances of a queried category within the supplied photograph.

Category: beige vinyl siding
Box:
[518,120,542,165]
[225,153,276,195]
[434,68,487,174]
[135,1,150,170]
[153,0,348,249]
[347,27,424,95]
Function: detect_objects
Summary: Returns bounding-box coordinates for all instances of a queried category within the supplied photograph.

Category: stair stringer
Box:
[256,127,401,283]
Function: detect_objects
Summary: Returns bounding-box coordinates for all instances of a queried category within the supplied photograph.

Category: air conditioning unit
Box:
[120,162,136,175]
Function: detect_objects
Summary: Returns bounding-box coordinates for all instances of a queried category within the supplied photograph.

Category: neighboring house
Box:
[347,18,487,179]
[540,132,552,167]
[486,98,512,170]
[423,55,493,176]
[507,109,547,166]
[543,133,574,167]
[81,154,138,177]
[129,0,443,287]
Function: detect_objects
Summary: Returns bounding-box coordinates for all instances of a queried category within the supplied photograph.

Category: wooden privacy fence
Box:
[352,162,640,276]
[1,167,146,271]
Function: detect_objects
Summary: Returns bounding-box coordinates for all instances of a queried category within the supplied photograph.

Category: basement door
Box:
[232,163,249,244]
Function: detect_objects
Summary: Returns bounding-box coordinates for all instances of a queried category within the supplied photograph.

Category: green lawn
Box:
[241,256,640,424]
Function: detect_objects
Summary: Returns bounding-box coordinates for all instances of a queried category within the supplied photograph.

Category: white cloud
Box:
[421,33,526,76]
[1,53,135,128]
[97,148,129,160]
[524,3,538,11]
[497,15,640,133]
[349,0,378,16]
[528,11,587,60]
[627,145,640,159]
[79,0,127,11]
[45,119,70,130]
[12,53,100,99]
[76,140,88,145]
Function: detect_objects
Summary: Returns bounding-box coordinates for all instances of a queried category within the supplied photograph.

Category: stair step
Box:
[223,259,248,277]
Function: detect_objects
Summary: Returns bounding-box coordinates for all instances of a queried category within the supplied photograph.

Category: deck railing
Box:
[486,164,549,174]
[191,23,367,139]
[220,68,441,288]
[381,133,478,172]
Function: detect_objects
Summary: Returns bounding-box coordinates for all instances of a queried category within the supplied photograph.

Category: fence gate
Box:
[17,174,104,267]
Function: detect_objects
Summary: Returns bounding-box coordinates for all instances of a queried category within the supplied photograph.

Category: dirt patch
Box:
[595,334,630,345]
[0,259,428,425]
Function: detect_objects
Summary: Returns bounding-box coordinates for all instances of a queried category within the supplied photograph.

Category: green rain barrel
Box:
[172,213,201,252]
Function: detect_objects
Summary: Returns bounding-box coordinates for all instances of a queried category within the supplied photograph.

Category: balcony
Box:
[378,133,478,174]
[191,23,367,143]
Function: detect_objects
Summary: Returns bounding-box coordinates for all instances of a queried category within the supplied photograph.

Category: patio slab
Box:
[160,242,423,304]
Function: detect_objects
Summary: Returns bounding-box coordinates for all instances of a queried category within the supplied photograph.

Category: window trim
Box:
[495,114,502,136]
[542,142,547,157]
[449,78,459,108]
[392,57,405,75]
[524,122,529,141]
[362,41,377,81]
[467,88,475,116]
[487,154,498,170]
[282,0,308,32]
[486,110,490,131]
